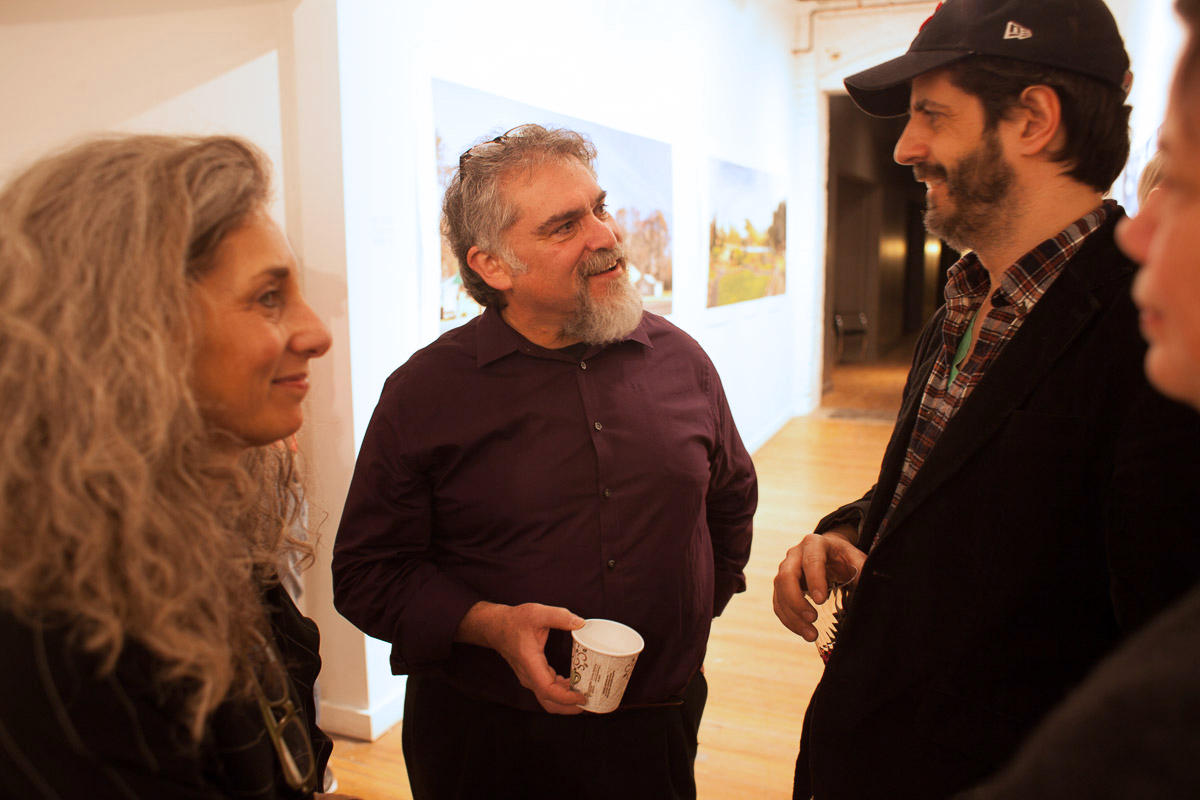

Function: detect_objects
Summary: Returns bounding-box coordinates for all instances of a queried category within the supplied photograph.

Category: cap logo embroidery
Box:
[1004,21,1033,40]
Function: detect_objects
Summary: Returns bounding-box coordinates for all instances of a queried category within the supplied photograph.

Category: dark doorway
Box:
[822,94,947,403]
[830,175,877,362]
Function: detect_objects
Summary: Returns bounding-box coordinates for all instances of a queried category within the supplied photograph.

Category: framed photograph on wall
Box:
[707,159,787,308]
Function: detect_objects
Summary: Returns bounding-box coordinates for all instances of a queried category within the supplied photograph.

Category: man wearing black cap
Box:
[773,0,1200,797]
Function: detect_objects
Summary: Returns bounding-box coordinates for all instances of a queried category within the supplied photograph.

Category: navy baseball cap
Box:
[844,0,1132,117]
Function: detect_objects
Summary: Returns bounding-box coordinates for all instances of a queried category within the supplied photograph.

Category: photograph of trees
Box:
[708,159,786,308]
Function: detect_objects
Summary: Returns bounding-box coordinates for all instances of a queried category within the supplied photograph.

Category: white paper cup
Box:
[570,619,644,713]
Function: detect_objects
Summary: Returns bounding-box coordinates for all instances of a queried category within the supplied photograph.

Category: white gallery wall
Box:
[1106,0,1187,212]
[0,0,1184,740]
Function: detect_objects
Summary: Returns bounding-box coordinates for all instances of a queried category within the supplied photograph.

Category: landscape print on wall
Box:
[433,79,674,329]
[708,159,786,307]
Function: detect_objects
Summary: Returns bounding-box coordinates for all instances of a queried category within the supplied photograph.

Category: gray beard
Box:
[503,243,645,345]
[561,251,645,344]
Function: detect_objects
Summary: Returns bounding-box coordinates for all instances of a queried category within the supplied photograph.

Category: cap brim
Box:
[844,50,970,117]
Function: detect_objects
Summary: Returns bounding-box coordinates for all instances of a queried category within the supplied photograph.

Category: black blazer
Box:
[0,583,331,799]
[796,215,1200,799]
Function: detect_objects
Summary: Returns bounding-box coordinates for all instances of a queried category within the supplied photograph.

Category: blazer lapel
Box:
[872,263,1105,549]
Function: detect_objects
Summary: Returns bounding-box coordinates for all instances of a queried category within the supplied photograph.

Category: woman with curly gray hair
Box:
[0,134,352,799]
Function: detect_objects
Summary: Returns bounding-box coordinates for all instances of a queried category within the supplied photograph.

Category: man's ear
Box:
[1011,84,1064,157]
[466,246,514,292]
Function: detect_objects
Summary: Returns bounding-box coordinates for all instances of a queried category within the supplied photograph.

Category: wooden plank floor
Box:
[327,358,907,799]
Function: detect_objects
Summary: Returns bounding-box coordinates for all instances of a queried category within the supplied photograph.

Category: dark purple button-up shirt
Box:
[332,308,757,711]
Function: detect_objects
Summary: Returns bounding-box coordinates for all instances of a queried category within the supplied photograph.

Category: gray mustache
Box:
[578,244,627,277]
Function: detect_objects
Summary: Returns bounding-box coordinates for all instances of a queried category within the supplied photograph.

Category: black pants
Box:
[402,671,707,800]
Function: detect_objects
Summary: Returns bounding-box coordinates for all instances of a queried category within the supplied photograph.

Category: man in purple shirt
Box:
[332,124,757,799]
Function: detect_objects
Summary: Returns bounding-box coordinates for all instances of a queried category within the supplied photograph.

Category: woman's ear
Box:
[466,245,514,292]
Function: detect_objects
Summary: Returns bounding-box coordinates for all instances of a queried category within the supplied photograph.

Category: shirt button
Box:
[606,559,617,570]
[602,488,612,498]
[580,361,588,370]
[593,421,603,431]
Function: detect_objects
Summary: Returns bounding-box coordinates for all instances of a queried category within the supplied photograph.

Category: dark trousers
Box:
[402,671,708,800]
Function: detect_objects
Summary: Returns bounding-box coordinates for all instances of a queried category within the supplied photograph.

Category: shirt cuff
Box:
[393,573,483,671]
[712,570,746,617]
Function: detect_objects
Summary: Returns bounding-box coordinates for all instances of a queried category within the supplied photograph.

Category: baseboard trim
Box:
[319,686,406,742]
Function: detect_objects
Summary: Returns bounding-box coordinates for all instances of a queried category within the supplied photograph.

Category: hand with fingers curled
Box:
[456,600,587,714]
[773,528,867,642]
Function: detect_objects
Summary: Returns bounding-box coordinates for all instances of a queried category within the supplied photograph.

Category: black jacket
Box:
[0,583,331,799]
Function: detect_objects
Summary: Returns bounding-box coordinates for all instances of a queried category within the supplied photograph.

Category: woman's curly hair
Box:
[0,134,312,739]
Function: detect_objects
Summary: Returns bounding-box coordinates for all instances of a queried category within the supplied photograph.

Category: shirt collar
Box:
[943,200,1115,315]
[475,306,653,367]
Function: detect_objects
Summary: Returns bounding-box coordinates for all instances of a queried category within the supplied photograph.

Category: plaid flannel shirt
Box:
[877,200,1116,542]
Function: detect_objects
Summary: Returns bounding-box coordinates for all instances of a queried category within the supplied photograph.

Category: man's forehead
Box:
[909,69,962,103]
[505,159,603,220]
